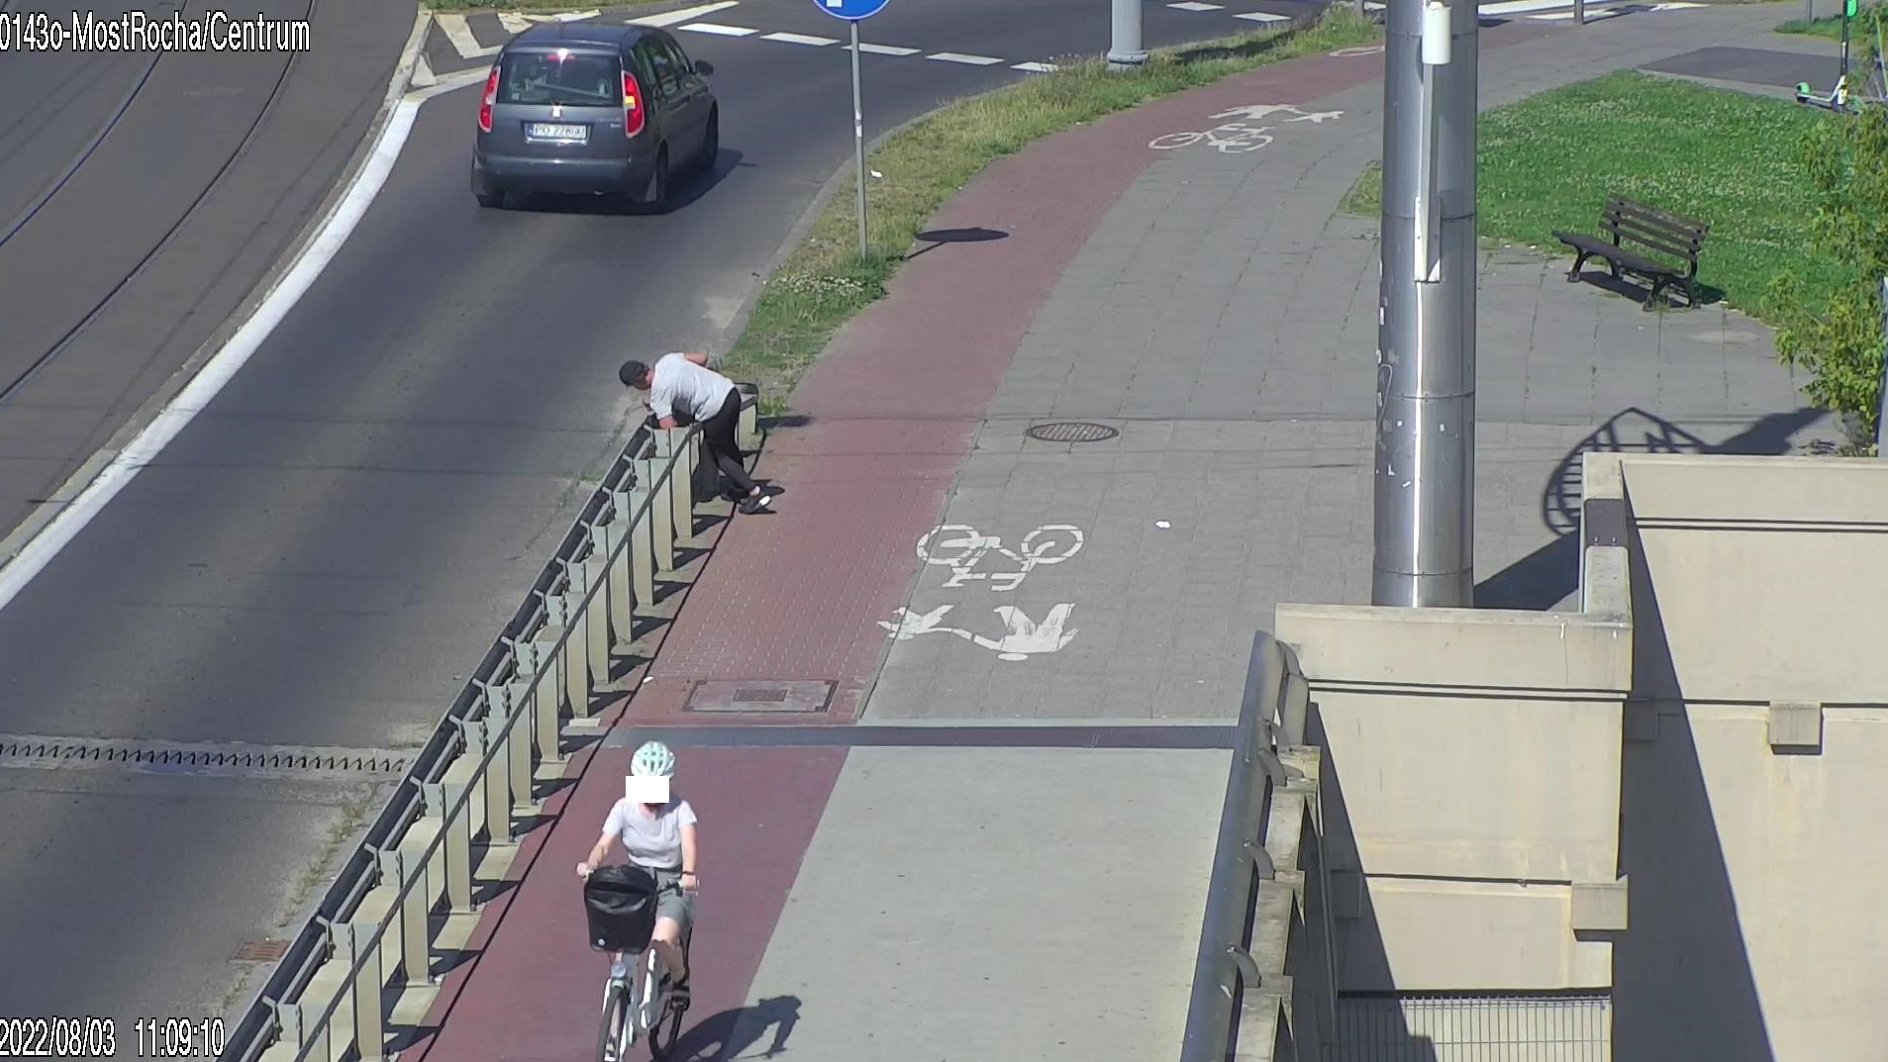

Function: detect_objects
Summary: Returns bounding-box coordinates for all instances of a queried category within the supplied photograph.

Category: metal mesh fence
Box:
[1334,992,1612,1062]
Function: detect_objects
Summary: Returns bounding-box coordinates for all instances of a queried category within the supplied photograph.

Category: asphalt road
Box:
[0,0,408,547]
[0,0,1321,1036]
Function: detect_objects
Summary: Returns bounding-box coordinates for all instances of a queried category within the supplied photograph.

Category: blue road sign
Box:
[809,0,889,20]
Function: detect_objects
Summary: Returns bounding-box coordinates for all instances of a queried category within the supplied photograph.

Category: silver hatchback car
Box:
[471,23,718,212]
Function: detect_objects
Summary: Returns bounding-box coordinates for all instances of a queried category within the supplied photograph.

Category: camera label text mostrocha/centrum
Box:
[0,9,312,52]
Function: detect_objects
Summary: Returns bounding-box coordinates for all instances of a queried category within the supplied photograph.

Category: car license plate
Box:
[528,122,588,142]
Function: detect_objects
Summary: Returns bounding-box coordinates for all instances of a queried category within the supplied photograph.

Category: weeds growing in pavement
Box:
[721,7,1382,416]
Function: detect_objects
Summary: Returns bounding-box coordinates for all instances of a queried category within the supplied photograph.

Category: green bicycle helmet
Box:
[630,740,676,778]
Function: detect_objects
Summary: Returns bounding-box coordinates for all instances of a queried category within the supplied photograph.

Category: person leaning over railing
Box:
[619,353,783,516]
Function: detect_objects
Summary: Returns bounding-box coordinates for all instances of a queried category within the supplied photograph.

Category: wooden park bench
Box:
[1552,194,1711,312]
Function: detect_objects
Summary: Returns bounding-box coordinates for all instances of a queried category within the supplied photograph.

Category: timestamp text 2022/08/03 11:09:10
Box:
[0,1015,228,1058]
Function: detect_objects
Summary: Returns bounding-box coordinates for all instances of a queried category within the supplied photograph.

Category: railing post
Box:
[737,386,760,452]
[479,711,514,845]
[583,556,611,687]
[638,457,677,575]
[511,637,563,766]
[655,428,695,537]
[606,491,636,641]
[324,918,385,1061]
[375,848,432,988]
[267,999,327,1062]
[423,781,474,913]
[628,484,657,610]
[540,593,572,717]
[506,679,536,807]
[560,568,593,718]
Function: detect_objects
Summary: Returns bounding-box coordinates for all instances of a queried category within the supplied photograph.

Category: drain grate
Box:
[0,734,415,782]
[1026,421,1119,444]
[232,939,291,963]
[686,681,833,714]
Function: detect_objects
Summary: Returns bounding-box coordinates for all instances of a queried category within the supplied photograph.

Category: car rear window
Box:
[497,48,622,107]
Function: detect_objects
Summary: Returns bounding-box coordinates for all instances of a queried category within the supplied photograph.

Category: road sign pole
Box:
[1107,0,1147,71]
[851,19,869,257]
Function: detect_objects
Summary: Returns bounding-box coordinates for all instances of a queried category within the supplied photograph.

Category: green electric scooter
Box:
[1796,0,1888,114]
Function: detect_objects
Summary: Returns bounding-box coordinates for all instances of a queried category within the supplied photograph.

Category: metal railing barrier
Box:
[220,387,761,1062]
[1178,631,1339,1062]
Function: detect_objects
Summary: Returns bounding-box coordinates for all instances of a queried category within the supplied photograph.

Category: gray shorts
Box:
[644,865,695,936]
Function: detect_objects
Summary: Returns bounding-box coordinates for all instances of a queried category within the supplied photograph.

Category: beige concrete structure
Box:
[1275,452,1888,1061]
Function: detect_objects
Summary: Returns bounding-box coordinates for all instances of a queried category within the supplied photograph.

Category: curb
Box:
[0,5,435,578]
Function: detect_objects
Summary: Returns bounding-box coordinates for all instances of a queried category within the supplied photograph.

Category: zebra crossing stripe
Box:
[1233,10,1292,22]
[681,21,759,35]
[927,52,1004,65]
[629,1,742,27]
[761,31,840,45]
[435,13,499,59]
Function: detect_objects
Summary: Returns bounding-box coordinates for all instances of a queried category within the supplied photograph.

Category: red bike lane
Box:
[401,30,1553,1060]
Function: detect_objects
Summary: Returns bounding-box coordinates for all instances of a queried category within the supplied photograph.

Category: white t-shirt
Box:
[603,796,697,869]
[647,352,735,423]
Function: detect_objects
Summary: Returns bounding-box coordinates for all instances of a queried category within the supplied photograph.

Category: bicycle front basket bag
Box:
[584,864,660,953]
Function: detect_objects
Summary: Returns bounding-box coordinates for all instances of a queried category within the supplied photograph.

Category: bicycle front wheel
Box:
[596,980,631,1062]
[647,995,688,1060]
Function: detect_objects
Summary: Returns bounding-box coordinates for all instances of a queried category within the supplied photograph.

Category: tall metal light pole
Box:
[1372,0,1479,608]
[1108,0,1146,71]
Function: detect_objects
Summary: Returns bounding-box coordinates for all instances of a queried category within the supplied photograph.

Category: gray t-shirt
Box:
[603,796,697,869]
[647,352,735,423]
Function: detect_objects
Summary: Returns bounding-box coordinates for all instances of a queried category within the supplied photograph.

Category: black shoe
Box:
[759,482,786,498]
[738,494,773,515]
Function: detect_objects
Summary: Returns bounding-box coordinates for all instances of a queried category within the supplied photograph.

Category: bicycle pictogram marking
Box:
[1147,103,1344,153]
[914,523,1084,592]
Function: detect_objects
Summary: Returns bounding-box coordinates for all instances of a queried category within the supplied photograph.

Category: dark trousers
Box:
[701,389,756,499]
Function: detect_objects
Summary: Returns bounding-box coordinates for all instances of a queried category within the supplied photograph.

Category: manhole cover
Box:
[686,681,833,713]
[1026,421,1119,444]
[232,939,290,963]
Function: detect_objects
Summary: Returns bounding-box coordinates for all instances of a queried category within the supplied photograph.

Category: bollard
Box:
[628,485,657,610]
[324,919,385,1061]
[375,848,431,988]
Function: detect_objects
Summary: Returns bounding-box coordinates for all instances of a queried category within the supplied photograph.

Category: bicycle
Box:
[585,870,694,1062]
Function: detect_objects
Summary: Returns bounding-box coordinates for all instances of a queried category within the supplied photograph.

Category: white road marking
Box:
[927,51,1004,65]
[1233,10,1292,22]
[1170,1,1224,9]
[680,21,759,35]
[629,1,741,27]
[548,9,599,20]
[859,42,922,55]
[409,66,492,101]
[1012,61,1057,72]
[0,100,426,614]
[436,13,499,59]
[497,12,533,34]
[761,31,839,45]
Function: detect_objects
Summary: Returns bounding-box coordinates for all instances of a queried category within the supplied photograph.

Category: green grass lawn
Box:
[720,8,1381,414]
[1340,69,1840,319]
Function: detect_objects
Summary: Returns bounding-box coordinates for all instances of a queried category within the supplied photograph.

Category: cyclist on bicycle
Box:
[577,740,698,996]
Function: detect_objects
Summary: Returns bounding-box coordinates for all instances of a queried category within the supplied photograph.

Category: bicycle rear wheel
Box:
[596,979,632,1062]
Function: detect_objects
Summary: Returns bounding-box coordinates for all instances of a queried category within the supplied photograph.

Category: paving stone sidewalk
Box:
[866,1,1835,724]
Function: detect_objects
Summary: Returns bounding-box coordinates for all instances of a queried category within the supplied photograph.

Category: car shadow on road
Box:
[507,148,751,216]
[669,995,802,1061]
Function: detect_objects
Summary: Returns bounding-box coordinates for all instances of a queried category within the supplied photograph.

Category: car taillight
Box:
[478,66,499,133]
[622,71,645,137]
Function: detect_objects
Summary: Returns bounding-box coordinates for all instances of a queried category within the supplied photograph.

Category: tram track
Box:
[0,0,321,407]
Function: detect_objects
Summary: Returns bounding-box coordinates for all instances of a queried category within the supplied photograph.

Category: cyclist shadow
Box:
[670,994,802,1061]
